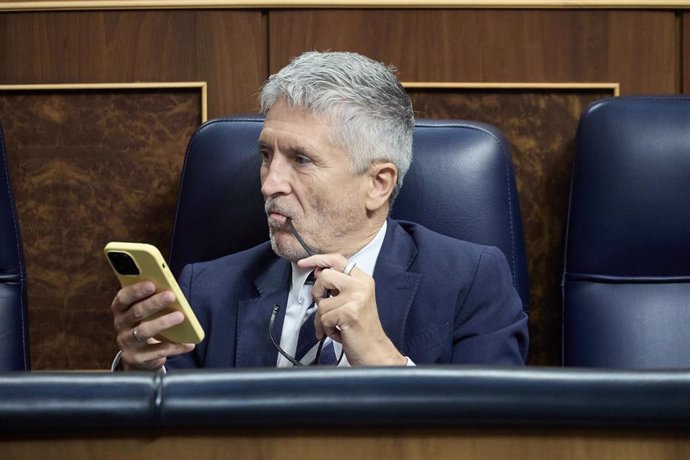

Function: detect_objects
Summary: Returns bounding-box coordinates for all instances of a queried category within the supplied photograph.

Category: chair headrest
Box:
[170,117,528,308]
[567,95,690,279]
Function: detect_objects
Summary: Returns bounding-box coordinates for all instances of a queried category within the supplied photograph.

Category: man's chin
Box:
[269,236,307,262]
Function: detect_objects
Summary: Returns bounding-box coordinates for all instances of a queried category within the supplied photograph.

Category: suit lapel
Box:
[373,220,421,349]
[234,220,419,366]
[235,257,291,367]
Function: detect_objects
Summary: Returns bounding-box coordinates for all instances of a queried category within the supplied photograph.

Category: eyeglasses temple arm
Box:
[268,305,304,367]
[287,218,315,257]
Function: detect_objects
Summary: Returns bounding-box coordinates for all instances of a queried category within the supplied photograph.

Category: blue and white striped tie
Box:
[293,273,337,365]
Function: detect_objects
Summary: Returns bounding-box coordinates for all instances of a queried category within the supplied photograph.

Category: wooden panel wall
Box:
[0,10,266,117]
[0,7,684,369]
[0,10,267,369]
[268,10,677,92]
[269,9,679,366]
[1,87,202,368]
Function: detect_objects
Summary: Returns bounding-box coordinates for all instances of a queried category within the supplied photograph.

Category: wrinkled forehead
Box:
[259,102,343,155]
[262,99,350,151]
[274,95,346,127]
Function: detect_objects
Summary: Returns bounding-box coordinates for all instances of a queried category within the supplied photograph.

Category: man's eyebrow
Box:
[289,145,311,157]
[256,138,315,159]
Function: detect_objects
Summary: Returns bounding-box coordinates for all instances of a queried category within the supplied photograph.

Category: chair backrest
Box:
[170,117,529,310]
[563,95,690,368]
[0,124,30,370]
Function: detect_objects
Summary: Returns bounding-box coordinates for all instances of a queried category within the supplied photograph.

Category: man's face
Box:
[259,100,370,261]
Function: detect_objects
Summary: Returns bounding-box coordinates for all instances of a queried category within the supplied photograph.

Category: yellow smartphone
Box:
[104,242,205,344]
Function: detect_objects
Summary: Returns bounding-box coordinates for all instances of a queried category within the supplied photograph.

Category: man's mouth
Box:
[265,199,294,227]
[267,212,289,226]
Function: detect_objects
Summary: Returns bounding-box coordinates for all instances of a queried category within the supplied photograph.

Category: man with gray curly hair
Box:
[260,51,414,204]
[111,51,527,370]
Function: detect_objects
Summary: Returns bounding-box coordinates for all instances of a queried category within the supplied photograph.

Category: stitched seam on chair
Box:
[168,130,193,267]
[169,118,264,269]
[561,126,579,365]
[169,118,227,266]
[565,273,690,283]
[19,277,26,370]
[503,147,517,292]
[154,371,164,429]
[562,96,690,362]
[582,95,690,119]
[415,123,519,293]
[0,274,20,282]
[1,127,28,370]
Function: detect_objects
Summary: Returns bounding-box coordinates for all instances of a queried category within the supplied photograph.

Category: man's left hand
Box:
[297,254,407,366]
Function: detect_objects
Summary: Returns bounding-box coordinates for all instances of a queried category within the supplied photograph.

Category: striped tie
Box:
[294,272,338,365]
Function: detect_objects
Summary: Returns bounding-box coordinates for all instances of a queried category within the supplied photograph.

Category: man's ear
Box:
[365,162,398,212]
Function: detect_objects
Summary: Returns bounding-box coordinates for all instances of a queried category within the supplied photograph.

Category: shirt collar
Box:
[290,220,388,290]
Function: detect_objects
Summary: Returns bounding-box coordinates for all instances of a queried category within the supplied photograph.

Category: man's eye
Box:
[294,155,311,165]
[260,149,272,162]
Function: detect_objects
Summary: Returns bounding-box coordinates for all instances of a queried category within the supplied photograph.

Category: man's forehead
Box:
[259,105,338,147]
[258,126,310,148]
[264,99,343,128]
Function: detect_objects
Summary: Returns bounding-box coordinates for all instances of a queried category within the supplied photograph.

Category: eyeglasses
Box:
[268,304,344,366]
[267,218,344,366]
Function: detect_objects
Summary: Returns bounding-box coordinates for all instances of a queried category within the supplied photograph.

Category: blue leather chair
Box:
[563,95,690,368]
[170,117,529,311]
[0,125,31,371]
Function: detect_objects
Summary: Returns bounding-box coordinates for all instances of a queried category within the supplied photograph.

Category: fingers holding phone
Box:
[111,281,174,337]
[105,242,205,371]
[110,282,195,370]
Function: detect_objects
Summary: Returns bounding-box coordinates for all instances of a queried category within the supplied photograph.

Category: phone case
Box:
[104,242,205,344]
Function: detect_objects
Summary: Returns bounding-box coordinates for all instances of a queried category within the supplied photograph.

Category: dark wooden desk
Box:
[4,428,690,460]
[2,367,689,459]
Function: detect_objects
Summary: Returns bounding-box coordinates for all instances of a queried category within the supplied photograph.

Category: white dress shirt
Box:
[276,221,388,367]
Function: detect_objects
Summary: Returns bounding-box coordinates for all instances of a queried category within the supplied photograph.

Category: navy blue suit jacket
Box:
[167,219,528,368]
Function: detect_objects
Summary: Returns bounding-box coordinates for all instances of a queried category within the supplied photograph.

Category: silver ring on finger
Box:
[343,260,357,276]
[132,327,145,344]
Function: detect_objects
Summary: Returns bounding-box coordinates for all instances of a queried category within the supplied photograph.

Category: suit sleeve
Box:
[165,263,202,369]
[452,246,529,365]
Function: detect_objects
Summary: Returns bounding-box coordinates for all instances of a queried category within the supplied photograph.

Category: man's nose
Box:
[261,155,291,197]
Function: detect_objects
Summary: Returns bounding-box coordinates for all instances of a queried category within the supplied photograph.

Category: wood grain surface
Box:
[0,10,266,117]
[3,428,690,460]
[0,7,684,368]
[268,9,676,94]
[1,88,201,369]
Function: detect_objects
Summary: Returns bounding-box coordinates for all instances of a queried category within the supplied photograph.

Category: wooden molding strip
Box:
[0,82,209,122]
[403,82,621,96]
[0,1,689,12]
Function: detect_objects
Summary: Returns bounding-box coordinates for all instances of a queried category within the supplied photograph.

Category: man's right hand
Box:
[111,281,195,371]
